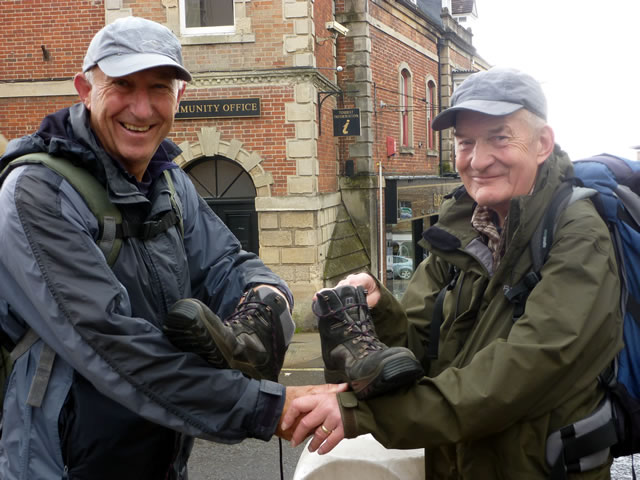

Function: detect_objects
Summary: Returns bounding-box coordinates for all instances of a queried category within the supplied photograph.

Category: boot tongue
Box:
[313,286,348,317]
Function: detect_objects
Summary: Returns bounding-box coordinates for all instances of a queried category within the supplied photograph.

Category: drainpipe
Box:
[437,38,444,176]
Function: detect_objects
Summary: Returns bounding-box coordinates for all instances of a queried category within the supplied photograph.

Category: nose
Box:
[129,88,153,119]
[468,140,494,171]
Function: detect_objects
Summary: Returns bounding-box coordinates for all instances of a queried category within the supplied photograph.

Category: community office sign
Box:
[175,98,261,119]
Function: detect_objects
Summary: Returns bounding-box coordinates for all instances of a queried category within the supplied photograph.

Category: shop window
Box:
[180,0,235,35]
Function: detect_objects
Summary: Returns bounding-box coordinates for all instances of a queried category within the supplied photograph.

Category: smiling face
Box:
[453,109,554,224]
[74,67,185,180]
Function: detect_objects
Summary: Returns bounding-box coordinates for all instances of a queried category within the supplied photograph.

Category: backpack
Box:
[0,152,183,409]
[502,154,640,478]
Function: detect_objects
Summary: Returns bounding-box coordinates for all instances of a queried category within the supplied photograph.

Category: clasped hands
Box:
[277,383,347,454]
[276,273,379,455]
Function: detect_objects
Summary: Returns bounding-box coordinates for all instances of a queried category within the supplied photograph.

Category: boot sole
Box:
[164,299,232,369]
[325,352,424,400]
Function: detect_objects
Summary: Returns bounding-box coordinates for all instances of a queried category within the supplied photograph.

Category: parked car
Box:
[388,255,414,280]
[399,206,413,219]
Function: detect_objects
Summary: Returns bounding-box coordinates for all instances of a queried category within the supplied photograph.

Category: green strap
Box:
[4,153,123,265]
[163,169,184,237]
[25,343,55,408]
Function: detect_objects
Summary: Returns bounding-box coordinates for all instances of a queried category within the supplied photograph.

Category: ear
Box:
[74,73,92,109]
[174,81,187,114]
[535,125,555,165]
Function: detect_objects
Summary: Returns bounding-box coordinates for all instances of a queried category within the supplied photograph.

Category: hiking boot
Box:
[314,285,424,400]
[163,287,291,381]
[163,298,230,369]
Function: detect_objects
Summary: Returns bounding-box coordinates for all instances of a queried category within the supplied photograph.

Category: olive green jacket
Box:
[338,147,623,479]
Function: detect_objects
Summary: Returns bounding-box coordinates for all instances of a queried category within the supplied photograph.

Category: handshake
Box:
[163,274,424,454]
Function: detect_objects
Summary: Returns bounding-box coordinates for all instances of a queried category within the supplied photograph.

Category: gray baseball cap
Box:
[82,16,192,81]
[431,67,546,131]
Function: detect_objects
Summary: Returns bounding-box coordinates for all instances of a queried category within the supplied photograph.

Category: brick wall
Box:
[451,48,474,70]
[173,84,296,197]
[368,6,440,176]
[0,96,78,141]
[1,1,103,81]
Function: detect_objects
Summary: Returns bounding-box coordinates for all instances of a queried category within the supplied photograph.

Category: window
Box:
[180,0,235,35]
[427,80,437,150]
[400,68,412,147]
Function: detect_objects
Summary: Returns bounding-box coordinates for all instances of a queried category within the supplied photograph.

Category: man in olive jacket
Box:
[282,68,623,478]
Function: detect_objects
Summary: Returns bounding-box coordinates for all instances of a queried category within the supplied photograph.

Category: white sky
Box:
[471,0,640,161]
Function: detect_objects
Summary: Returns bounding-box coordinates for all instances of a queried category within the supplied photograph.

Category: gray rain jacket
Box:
[0,103,291,480]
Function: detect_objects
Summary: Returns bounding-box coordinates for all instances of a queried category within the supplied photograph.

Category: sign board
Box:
[175,98,261,119]
[332,108,361,137]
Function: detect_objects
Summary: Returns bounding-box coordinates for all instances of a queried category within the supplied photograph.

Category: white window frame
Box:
[179,0,236,36]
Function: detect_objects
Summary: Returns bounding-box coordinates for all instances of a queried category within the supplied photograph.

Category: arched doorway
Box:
[184,155,259,254]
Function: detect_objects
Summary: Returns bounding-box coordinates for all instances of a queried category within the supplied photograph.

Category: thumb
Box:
[310,383,349,395]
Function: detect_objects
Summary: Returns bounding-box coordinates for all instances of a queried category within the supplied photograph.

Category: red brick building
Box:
[0,0,487,324]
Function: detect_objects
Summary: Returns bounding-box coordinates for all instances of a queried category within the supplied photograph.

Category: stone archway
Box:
[173,127,273,254]
[173,126,274,198]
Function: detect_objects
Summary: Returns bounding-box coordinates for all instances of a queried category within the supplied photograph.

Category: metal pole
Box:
[379,160,384,280]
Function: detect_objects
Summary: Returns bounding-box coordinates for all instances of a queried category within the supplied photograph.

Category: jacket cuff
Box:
[251,379,286,441]
[337,391,359,438]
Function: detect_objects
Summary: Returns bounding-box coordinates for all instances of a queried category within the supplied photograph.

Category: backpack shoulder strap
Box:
[163,169,184,238]
[3,153,123,266]
[504,181,597,321]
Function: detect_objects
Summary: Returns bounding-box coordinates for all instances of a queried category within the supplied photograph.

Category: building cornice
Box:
[190,68,340,92]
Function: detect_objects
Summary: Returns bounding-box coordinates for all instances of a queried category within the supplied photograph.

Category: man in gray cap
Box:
[0,16,343,480]
[280,67,622,478]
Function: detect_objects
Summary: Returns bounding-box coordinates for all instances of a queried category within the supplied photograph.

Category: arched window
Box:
[427,80,437,150]
[184,156,259,253]
[400,68,412,147]
[185,155,256,199]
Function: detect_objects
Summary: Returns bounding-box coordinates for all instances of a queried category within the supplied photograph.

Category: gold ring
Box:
[320,424,332,435]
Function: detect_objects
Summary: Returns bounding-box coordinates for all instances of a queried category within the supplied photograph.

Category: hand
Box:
[336,272,380,308]
[277,384,347,444]
[250,284,291,311]
[280,389,346,455]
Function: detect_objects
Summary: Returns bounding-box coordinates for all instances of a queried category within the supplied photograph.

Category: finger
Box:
[307,424,333,452]
[316,427,345,455]
[280,400,308,432]
[279,404,300,433]
[290,403,330,446]
[336,273,360,287]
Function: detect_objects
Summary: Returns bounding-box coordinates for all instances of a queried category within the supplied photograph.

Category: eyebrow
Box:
[454,124,513,138]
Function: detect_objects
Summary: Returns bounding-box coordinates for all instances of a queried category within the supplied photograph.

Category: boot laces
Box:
[224,292,271,327]
[314,298,383,352]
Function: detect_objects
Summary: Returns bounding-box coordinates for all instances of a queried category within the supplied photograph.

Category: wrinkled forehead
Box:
[453,109,525,137]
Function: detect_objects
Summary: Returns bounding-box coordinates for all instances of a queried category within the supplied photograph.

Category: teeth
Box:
[123,123,150,132]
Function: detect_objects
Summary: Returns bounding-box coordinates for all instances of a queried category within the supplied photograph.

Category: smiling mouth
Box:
[122,122,151,132]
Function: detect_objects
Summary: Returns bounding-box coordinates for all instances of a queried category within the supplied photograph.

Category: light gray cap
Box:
[82,16,192,82]
[431,67,546,131]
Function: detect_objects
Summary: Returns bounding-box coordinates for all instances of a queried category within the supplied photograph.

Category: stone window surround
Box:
[398,62,414,152]
[105,0,255,45]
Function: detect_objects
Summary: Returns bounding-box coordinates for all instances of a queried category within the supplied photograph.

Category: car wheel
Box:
[398,268,412,280]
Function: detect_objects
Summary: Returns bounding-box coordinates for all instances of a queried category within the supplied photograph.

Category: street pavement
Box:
[187,332,324,480]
